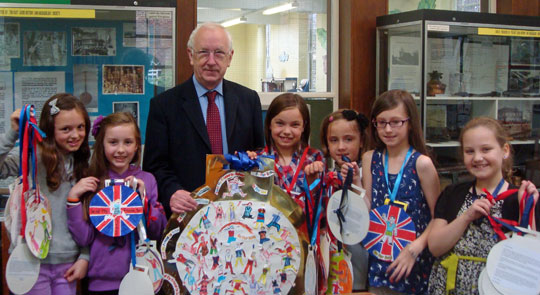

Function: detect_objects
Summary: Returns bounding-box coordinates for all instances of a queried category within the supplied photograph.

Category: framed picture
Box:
[102,65,145,95]
[113,101,139,125]
[23,31,66,66]
[508,69,540,95]
[510,38,540,66]
[72,27,116,56]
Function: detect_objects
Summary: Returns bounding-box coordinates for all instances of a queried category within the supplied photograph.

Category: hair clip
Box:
[49,98,60,116]
[329,116,334,122]
[91,115,104,137]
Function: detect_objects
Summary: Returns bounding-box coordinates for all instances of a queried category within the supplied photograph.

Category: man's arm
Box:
[250,90,265,149]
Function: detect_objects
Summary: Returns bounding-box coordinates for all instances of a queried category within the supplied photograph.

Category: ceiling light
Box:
[221,16,247,27]
[263,2,298,15]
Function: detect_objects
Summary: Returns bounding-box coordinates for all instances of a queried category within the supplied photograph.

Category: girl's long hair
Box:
[367,89,428,155]
[39,93,90,190]
[82,112,141,220]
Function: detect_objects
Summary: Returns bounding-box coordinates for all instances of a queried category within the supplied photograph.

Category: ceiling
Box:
[196,0,327,25]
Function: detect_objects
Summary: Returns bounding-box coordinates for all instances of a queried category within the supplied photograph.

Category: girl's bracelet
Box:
[67,197,80,203]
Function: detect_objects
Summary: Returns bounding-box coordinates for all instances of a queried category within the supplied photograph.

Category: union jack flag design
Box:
[362,204,416,262]
[89,185,143,237]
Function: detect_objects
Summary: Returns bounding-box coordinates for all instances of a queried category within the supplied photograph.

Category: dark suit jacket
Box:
[143,77,264,216]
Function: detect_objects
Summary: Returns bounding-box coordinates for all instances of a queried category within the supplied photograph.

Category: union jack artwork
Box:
[362,204,416,262]
[89,184,143,237]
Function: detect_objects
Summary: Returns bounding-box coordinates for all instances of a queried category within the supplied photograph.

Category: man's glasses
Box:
[372,118,410,129]
[194,49,228,61]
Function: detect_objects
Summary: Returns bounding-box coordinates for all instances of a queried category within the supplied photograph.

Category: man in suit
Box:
[143,23,264,217]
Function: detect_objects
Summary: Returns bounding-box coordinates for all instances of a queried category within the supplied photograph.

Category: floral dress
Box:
[368,149,433,294]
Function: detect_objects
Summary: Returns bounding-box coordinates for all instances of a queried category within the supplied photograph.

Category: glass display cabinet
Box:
[376,10,540,185]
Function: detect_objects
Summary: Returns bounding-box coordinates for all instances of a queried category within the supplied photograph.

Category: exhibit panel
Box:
[0,3,176,143]
[376,10,540,185]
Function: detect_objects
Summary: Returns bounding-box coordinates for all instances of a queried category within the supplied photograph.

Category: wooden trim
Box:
[497,0,540,16]
[176,0,197,84]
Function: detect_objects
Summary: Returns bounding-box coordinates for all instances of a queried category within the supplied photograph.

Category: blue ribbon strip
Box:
[520,194,535,229]
[384,147,413,203]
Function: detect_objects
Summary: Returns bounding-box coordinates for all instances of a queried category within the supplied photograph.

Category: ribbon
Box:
[302,176,324,246]
[333,156,353,251]
[224,152,272,171]
[384,147,413,203]
[519,191,537,231]
[272,147,310,196]
[440,252,487,294]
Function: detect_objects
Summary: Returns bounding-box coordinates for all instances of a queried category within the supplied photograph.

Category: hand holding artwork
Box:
[340,162,362,188]
[170,190,198,214]
[125,176,146,200]
[68,177,99,202]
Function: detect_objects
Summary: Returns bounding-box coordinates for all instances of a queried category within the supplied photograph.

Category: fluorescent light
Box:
[221,16,247,27]
[263,2,297,15]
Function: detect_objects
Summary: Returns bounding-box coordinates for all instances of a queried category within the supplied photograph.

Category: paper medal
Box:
[326,184,369,245]
[478,268,502,295]
[326,250,353,294]
[89,184,143,237]
[119,265,154,295]
[24,193,52,259]
[135,241,164,293]
[6,238,40,295]
[486,235,540,295]
[5,180,22,247]
[304,246,318,295]
[362,205,416,262]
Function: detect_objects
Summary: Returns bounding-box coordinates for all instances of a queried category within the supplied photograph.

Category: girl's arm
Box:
[304,161,325,185]
[361,150,374,210]
[0,110,23,178]
[144,175,167,241]
[387,155,440,283]
[340,162,362,189]
[66,177,99,246]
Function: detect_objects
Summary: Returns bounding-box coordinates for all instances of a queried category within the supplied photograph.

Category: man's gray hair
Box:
[187,22,233,53]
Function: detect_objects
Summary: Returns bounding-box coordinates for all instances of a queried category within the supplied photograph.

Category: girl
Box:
[0,93,90,294]
[427,117,539,294]
[251,93,325,212]
[66,112,167,294]
[362,89,440,294]
[317,109,370,291]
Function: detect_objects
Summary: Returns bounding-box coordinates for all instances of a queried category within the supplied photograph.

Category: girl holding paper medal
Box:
[1,94,91,295]
[66,112,167,294]
[427,117,539,295]
[362,90,440,295]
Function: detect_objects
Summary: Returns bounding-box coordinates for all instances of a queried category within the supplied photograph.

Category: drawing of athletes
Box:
[382,213,396,246]
[226,279,247,295]
[145,256,163,282]
[266,213,281,232]
[254,208,266,229]
[234,243,246,267]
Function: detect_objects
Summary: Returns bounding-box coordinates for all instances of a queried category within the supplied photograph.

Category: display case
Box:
[0,2,176,144]
[376,10,540,185]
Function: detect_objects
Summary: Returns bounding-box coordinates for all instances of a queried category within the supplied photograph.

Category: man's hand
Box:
[170,190,198,214]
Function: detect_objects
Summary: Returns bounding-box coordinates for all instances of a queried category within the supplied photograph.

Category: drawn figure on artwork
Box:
[228,202,236,221]
[382,214,396,246]
[242,251,257,275]
[191,229,203,249]
[214,203,224,223]
[248,275,259,294]
[29,220,40,251]
[209,234,218,255]
[213,282,221,295]
[224,178,246,198]
[170,252,195,269]
[197,236,209,256]
[146,257,163,281]
[183,265,196,289]
[272,280,281,295]
[258,264,270,285]
[211,254,220,270]
[226,279,247,295]
[281,255,297,272]
[227,226,237,244]
[200,207,213,230]
[225,249,235,274]
[199,274,213,295]
[234,244,246,267]
[254,208,266,228]
[242,203,253,219]
[266,214,281,232]
[278,269,287,283]
[258,227,270,244]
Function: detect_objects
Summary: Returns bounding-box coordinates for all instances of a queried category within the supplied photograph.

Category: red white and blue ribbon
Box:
[89,184,143,237]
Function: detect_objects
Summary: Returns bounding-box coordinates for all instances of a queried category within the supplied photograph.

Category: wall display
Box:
[388,35,421,94]
[0,4,176,144]
[0,72,14,134]
[23,31,66,66]
[103,65,145,95]
[113,101,139,125]
[72,27,116,56]
[73,64,98,112]
[160,155,307,295]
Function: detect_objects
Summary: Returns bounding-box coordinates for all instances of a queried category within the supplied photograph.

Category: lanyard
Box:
[384,147,413,203]
[271,146,309,195]
[471,178,506,201]
[302,176,324,246]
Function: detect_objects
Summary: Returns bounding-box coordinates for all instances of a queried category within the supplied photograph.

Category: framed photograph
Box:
[113,101,139,125]
[510,38,540,66]
[23,31,66,66]
[0,23,20,58]
[508,69,540,95]
[73,64,98,112]
[72,27,116,56]
[102,65,145,95]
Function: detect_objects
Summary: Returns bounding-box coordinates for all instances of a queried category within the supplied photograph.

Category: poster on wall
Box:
[72,27,116,56]
[113,101,139,125]
[14,71,65,120]
[123,23,147,48]
[0,72,14,134]
[0,23,20,58]
[102,65,145,95]
[23,31,66,66]
[73,64,99,112]
[388,35,421,94]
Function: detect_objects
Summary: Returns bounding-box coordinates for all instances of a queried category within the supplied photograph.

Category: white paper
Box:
[14,72,65,120]
[463,42,509,94]
[490,241,540,294]
[0,72,14,134]
[427,38,460,94]
[389,36,421,94]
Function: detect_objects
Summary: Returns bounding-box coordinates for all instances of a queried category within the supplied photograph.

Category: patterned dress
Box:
[257,146,325,212]
[428,187,508,295]
[368,149,433,294]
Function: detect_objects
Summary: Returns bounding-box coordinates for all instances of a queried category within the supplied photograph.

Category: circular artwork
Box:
[24,193,52,259]
[172,200,301,295]
[362,205,416,262]
[6,241,40,294]
[5,180,22,247]
[89,185,143,237]
[478,268,502,295]
[326,188,369,245]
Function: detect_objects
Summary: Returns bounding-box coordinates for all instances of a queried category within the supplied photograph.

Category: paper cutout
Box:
[119,265,154,295]
[24,193,52,259]
[326,185,369,245]
[326,250,353,294]
[135,241,164,293]
[5,240,40,294]
[363,204,416,262]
